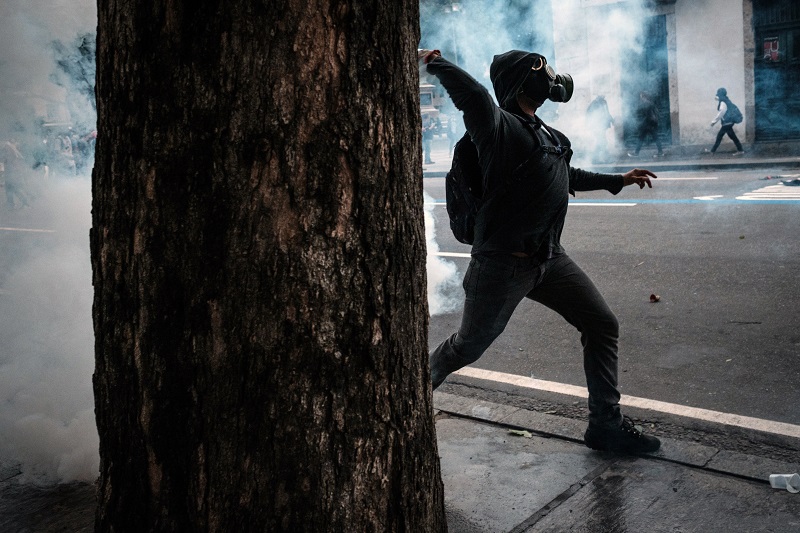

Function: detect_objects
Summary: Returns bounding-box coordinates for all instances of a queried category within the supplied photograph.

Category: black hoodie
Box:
[426,51,623,257]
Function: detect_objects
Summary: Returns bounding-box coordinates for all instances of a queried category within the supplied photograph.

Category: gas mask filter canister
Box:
[521,56,574,103]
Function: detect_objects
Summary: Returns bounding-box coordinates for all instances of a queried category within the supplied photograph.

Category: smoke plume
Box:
[420,0,653,164]
[424,192,462,315]
[0,0,98,484]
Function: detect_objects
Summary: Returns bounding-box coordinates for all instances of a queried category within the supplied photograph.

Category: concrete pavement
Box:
[435,392,800,532]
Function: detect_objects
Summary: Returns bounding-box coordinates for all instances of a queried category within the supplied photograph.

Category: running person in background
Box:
[706,87,744,156]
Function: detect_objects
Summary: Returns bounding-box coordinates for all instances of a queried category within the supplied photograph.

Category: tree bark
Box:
[92,1,446,531]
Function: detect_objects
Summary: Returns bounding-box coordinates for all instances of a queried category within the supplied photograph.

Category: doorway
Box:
[622,15,672,149]
[753,0,800,141]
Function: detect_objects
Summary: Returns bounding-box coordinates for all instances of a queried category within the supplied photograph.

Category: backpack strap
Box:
[518,116,570,158]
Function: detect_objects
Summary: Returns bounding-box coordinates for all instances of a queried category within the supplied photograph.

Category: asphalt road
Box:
[425,167,800,430]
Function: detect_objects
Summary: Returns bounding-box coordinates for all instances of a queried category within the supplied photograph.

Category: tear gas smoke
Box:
[424,192,462,315]
[0,180,96,484]
[0,0,98,484]
[420,0,655,165]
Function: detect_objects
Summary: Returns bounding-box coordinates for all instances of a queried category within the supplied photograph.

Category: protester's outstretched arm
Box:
[569,167,625,195]
[622,168,657,189]
[418,48,498,145]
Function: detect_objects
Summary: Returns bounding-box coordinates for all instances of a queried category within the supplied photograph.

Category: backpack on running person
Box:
[445,132,483,245]
[725,101,743,124]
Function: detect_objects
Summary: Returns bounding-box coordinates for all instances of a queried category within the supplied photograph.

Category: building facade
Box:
[553,0,800,153]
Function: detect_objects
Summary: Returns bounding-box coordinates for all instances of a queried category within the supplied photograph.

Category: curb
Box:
[433,392,800,485]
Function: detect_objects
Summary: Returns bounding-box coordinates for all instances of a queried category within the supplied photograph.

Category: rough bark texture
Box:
[92,1,445,531]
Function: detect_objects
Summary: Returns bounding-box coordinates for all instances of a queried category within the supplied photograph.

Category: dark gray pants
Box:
[711,124,743,152]
[430,253,623,429]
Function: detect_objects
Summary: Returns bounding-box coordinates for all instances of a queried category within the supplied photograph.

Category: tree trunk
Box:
[92,1,446,531]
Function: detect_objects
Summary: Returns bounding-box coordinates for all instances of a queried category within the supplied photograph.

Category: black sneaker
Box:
[584,416,661,454]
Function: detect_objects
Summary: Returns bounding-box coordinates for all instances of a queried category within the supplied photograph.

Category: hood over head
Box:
[490,50,546,112]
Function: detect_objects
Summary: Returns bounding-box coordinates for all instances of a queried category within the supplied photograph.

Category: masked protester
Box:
[705,87,744,156]
[419,48,661,455]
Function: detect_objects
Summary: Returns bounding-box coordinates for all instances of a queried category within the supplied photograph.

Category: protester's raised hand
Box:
[418,49,441,65]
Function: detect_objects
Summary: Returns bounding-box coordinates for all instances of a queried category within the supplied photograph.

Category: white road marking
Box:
[737,184,800,201]
[694,195,723,201]
[0,227,56,233]
[432,252,471,258]
[425,202,638,207]
[454,367,800,439]
[656,177,718,180]
[569,202,637,207]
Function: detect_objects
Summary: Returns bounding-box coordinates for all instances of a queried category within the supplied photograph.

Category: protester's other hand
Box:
[622,168,657,189]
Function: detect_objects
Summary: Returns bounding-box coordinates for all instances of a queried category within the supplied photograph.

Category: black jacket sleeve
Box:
[569,167,624,195]
[424,56,500,149]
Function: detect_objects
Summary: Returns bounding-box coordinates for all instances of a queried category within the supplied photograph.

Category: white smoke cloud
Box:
[0,1,97,484]
[424,192,462,315]
[0,178,96,484]
[421,0,652,165]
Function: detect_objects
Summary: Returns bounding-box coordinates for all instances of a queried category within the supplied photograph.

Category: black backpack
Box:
[445,132,483,245]
[444,121,571,245]
[725,101,743,124]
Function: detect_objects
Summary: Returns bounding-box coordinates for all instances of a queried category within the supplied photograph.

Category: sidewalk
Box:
[423,135,800,177]
[434,392,800,532]
[2,393,798,531]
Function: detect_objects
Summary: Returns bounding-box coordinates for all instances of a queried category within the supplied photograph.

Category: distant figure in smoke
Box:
[419,48,661,455]
[71,132,90,174]
[52,133,77,178]
[422,113,436,165]
[586,95,614,163]
[58,133,77,177]
[706,87,744,156]
[628,91,663,158]
[1,138,31,209]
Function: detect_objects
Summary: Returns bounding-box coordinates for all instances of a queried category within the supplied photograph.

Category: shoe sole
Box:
[584,434,661,454]
[584,440,661,454]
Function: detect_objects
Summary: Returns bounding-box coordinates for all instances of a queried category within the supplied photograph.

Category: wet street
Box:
[425,166,800,441]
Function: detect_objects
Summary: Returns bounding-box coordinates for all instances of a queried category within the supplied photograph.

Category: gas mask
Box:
[520,56,574,103]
